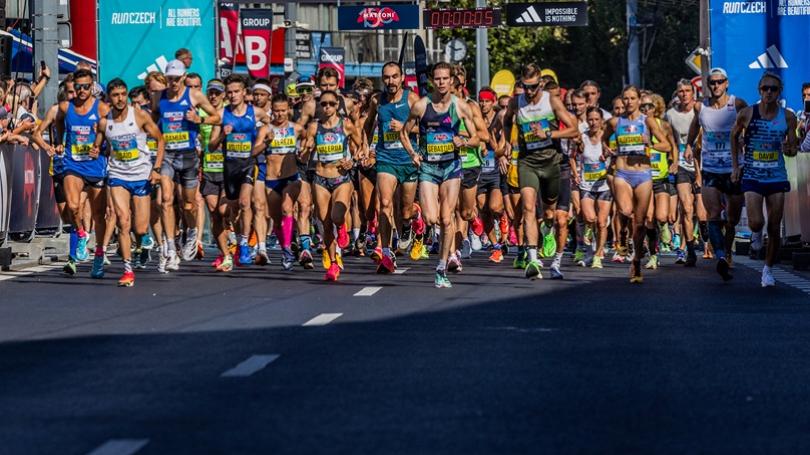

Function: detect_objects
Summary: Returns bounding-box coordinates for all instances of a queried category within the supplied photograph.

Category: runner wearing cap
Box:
[252,79,273,265]
[199,79,229,269]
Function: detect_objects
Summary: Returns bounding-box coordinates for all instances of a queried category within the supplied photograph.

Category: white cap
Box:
[165,59,187,77]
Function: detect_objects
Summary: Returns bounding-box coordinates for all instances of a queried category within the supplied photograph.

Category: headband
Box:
[253,83,272,95]
[478,90,496,102]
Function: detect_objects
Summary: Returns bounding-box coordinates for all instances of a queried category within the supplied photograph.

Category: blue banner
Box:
[711,0,810,112]
[98,0,216,87]
[338,5,420,30]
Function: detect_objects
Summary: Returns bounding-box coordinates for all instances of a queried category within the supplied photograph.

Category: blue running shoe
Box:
[281,247,295,271]
[141,232,155,250]
[238,244,252,266]
[76,234,89,262]
[90,254,105,278]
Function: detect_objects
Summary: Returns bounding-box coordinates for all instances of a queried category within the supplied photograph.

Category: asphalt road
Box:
[1,248,810,454]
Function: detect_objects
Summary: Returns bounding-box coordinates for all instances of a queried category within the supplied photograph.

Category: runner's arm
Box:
[469,101,490,145]
[646,117,671,153]
[456,100,480,148]
[730,107,751,180]
[136,108,165,170]
[400,99,426,162]
[685,103,701,160]
[208,109,226,150]
[297,99,315,127]
[363,95,379,143]
[192,89,221,125]
[253,124,269,156]
[601,118,617,155]
[785,110,799,157]
[550,95,579,140]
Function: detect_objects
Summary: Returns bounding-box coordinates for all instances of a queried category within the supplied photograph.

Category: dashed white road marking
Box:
[0,264,62,281]
[221,354,280,377]
[354,286,382,296]
[302,313,343,326]
[736,256,810,295]
[393,267,409,275]
[86,439,149,455]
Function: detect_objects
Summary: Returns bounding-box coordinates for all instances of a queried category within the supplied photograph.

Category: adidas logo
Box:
[137,55,170,80]
[180,100,189,106]
[515,6,543,24]
[88,114,97,121]
[748,45,788,69]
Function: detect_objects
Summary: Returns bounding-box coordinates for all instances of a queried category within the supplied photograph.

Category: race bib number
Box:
[752,149,779,168]
[225,133,252,159]
[205,151,224,170]
[70,126,94,161]
[271,136,296,148]
[521,119,552,150]
[583,162,606,182]
[146,138,158,158]
[163,129,191,150]
[425,132,455,162]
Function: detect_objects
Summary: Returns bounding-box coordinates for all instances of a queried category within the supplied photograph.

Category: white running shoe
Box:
[167,251,181,271]
[182,229,198,261]
[470,234,483,252]
[761,266,776,287]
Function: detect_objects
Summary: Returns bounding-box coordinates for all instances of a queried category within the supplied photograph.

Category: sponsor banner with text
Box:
[338,5,420,30]
[240,9,286,79]
[319,47,346,89]
[505,2,587,27]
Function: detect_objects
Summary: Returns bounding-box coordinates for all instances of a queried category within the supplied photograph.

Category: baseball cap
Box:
[285,83,299,97]
[709,67,728,79]
[207,80,225,93]
[165,59,187,77]
[540,68,558,84]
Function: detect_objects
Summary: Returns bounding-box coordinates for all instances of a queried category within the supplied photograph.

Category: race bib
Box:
[225,133,252,159]
[751,149,779,168]
[583,161,606,182]
[521,119,552,150]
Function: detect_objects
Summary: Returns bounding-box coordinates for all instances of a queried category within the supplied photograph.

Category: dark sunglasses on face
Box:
[708,79,727,86]
[75,83,92,91]
[320,101,338,107]
[760,85,779,93]
[640,103,654,110]
[522,82,541,91]
[298,87,313,94]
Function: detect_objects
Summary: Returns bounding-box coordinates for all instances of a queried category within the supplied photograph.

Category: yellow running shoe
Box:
[336,251,344,271]
[322,253,331,270]
[410,238,424,261]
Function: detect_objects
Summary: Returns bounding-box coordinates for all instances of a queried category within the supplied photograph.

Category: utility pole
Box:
[626,0,640,86]
[32,0,59,118]
[475,0,490,93]
[699,0,711,94]
[285,1,298,83]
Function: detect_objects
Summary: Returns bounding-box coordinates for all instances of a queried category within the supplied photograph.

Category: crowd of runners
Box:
[13,47,803,288]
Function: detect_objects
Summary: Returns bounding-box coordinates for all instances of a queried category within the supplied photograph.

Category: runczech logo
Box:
[323,133,337,143]
[433,133,449,142]
[357,7,400,28]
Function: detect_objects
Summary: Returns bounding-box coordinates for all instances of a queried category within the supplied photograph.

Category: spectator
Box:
[175,48,192,69]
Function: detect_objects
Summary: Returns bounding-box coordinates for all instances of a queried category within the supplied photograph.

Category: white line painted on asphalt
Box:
[736,256,810,295]
[86,439,149,455]
[393,267,409,275]
[0,264,63,282]
[354,286,382,296]
[302,313,343,326]
[221,354,280,377]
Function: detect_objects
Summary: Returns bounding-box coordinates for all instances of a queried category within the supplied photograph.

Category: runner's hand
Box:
[453,136,467,148]
[186,109,201,124]
[339,158,354,171]
[411,153,422,168]
[684,145,693,162]
[531,123,547,140]
[54,144,64,155]
[149,170,160,184]
[668,162,679,175]
[223,124,233,135]
[498,156,509,174]
[388,119,403,132]
[730,166,741,183]
[89,145,100,159]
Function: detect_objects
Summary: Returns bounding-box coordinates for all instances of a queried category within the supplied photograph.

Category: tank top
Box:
[159,87,199,152]
[106,105,152,181]
[481,113,501,175]
[615,115,648,157]
[315,118,350,164]
[419,97,460,163]
[267,121,297,155]
[579,132,608,193]
[665,107,696,172]
[648,118,669,180]
[376,89,412,165]
[742,105,788,183]
[516,92,558,162]
[222,105,257,161]
[64,99,106,178]
[460,118,482,169]
[699,95,737,174]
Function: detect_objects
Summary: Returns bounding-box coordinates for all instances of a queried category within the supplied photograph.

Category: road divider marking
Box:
[354,287,382,296]
[86,439,149,455]
[303,313,343,326]
[393,268,409,275]
[221,354,280,377]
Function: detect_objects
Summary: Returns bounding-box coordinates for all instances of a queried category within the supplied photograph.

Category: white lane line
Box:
[0,264,63,281]
[86,439,149,455]
[220,354,280,377]
[354,286,382,296]
[736,257,810,295]
[393,267,409,275]
[302,313,343,326]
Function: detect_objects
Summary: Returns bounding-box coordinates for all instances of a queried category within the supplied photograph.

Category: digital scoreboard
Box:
[423,8,502,29]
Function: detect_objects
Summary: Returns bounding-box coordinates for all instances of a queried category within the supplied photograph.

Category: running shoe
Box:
[398,229,413,253]
[166,251,181,271]
[630,260,643,284]
[90,255,105,279]
[508,226,518,246]
[644,254,659,270]
[217,255,234,272]
[591,256,603,269]
[63,259,77,276]
[281,248,295,271]
[412,213,426,236]
[448,254,462,273]
[470,234,483,252]
[377,252,396,274]
[542,230,556,258]
[419,244,429,260]
[354,234,367,257]
[196,243,205,260]
[238,245,252,266]
[117,271,135,287]
[761,266,775,287]
[611,251,626,263]
[255,249,270,266]
[76,234,89,262]
[574,250,586,266]
[550,258,564,280]
[434,269,452,288]
[471,217,485,237]
[102,254,111,266]
[299,249,314,269]
[429,241,440,255]
[489,249,503,263]
[675,249,686,264]
[337,224,350,249]
[513,250,528,270]
[716,258,733,281]
[660,243,672,254]
[325,263,340,281]
[136,248,151,269]
[141,232,155,250]
[182,229,199,261]
[410,238,424,261]
[158,253,168,274]
[460,239,472,259]
[336,252,344,271]
[212,255,224,268]
[685,248,697,267]
[524,260,542,279]
[370,246,383,264]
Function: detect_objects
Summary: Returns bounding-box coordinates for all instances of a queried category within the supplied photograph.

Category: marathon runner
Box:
[400,62,480,288]
[252,79,273,265]
[731,72,798,287]
[197,80,228,270]
[475,87,507,263]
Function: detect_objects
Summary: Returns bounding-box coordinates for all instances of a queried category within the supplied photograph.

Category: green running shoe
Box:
[513,250,527,269]
[434,269,452,288]
[542,231,557,258]
[524,260,542,279]
[63,260,77,276]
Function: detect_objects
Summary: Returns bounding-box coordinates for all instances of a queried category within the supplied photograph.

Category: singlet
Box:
[615,115,648,157]
[665,106,696,172]
[376,90,412,165]
[419,97,460,163]
[48,120,65,176]
[742,105,788,183]
[106,105,152,182]
[648,118,669,180]
[459,119,482,169]
[578,132,608,193]
[64,99,106,178]
[516,91,559,163]
[314,118,350,164]
[267,121,297,155]
[222,105,258,161]
[481,113,501,175]
[699,95,737,174]
[158,87,199,152]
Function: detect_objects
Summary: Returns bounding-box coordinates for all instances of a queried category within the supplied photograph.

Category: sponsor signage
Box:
[337,5,420,30]
[218,2,244,66]
[319,47,346,89]
[295,30,312,59]
[424,8,502,29]
[98,0,216,86]
[710,0,810,110]
[505,2,588,27]
[240,9,286,78]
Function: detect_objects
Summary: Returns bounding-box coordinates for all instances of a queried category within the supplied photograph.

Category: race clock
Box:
[423,8,502,29]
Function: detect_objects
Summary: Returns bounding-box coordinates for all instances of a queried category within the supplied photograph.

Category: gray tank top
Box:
[699,95,737,174]
[665,107,695,172]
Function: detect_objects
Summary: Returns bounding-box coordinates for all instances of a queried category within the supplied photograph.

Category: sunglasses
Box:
[75,83,92,91]
[708,79,727,86]
[760,85,780,93]
[320,101,338,108]
[298,87,313,94]
[640,103,655,110]
[522,82,541,91]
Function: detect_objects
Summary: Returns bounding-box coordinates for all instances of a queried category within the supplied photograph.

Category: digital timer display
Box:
[423,8,502,29]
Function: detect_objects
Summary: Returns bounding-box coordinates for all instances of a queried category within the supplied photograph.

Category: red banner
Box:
[318,47,346,89]
[220,2,245,66]
[241,9,273,78]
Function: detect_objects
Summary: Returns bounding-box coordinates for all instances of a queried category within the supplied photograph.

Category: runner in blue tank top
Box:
[150,59,220,269]
[401,62,480,289]
[32,68,110,278]
[731,72,798,288]
[208,74,270,271]
[363,62,422,274]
